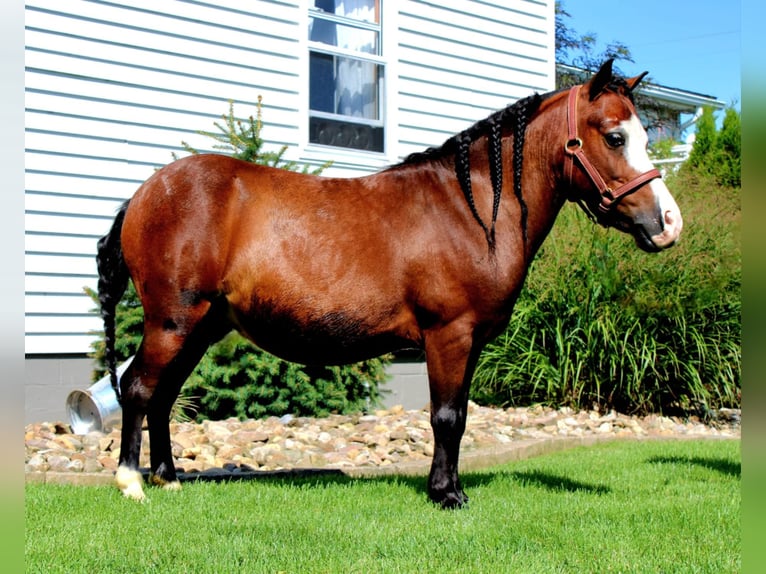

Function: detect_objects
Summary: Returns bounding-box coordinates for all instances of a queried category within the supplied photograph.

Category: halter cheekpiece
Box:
[564,85,662,223]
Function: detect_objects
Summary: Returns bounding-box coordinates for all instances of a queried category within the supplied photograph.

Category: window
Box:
[308,0,384,152]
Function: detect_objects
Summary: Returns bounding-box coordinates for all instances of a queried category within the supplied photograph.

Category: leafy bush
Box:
[472,168,740,416]
[90,99,389,420]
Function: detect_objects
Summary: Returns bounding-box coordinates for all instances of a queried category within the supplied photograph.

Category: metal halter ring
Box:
[565,138,583,154]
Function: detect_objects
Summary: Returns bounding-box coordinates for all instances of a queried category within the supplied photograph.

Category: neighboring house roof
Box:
[638,82,726,112]
[556,63,726,113]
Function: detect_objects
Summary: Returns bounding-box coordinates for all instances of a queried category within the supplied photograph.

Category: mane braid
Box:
[487,113,504,248]
[511,97,535,246]
[455,132,492,245]
[395,92,544,249]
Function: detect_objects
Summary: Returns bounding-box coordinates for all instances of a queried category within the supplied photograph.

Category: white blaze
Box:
[621,114,683,247]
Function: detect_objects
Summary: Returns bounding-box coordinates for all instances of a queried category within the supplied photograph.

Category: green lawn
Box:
[25,439,740,573]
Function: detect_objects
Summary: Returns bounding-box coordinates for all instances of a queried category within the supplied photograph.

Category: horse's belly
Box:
[232,303,417,365]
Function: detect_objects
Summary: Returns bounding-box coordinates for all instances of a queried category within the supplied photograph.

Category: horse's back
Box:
[122,154,320,262]
[119,154,420,357]
[126,154,312,226]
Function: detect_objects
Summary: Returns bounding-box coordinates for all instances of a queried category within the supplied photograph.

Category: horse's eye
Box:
[604,133,626,148]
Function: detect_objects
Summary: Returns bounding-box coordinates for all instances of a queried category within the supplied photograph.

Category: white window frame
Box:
[300,0,398,167]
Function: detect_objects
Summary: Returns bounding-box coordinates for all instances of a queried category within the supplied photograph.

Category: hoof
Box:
[149,464,181,491]
[150,474,182,492]
[430,489,469,510]
[116,465,146,502]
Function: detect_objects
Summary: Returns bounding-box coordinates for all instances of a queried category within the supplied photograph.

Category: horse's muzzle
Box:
[630,205,683,253]
[649,208,683,250]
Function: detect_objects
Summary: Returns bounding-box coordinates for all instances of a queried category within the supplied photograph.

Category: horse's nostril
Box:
[664,209,683,233]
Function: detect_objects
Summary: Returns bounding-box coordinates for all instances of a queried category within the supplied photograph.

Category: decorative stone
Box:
[98,456,118,471]
[26,454,49,473]
[227,430,269,445]
[66,458,85,472]
[24,404,741,480]
[47,454,71,472]
[597,422,613,433]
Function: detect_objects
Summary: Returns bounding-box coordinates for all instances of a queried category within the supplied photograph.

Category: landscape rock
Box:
[25,403,740,480]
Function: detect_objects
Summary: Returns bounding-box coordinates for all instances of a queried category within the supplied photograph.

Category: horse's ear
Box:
[625,71,649,93]
[587,59,615,101]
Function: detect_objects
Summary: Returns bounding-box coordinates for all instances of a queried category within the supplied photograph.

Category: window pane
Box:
[309,116,384,152]
[312,0,378,23]
[309,52,381,120]
[309,17,378,54]
[309,52,335,114]
[336,56,380,119]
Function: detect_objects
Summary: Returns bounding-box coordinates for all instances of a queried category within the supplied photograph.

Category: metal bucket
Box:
[65,356,134,434]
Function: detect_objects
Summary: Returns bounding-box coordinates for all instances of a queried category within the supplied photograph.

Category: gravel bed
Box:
[25,402,741,481]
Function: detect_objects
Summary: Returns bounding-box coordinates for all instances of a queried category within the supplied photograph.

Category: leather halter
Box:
[564,85,662,222]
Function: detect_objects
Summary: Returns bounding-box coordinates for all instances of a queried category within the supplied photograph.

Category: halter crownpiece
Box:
[564,85,662,222]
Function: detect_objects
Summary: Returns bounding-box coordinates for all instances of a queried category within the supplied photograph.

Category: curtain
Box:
[334,0,378,119]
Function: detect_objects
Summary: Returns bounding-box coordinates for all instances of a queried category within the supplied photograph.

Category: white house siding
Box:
[25,0,555,357]
[395,0,555,158]
[25,0,306,354]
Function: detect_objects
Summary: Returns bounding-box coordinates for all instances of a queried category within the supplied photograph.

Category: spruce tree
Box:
[716,107,741,188]
[683,105,741,189]
[685,106,718,174]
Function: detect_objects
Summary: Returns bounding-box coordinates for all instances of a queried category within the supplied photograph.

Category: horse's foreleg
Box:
[424,323,481,509]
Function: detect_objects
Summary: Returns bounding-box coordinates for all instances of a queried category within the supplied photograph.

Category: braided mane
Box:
[395,92,544,250]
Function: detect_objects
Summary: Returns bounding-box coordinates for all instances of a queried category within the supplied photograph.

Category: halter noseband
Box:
[564,85,662,223]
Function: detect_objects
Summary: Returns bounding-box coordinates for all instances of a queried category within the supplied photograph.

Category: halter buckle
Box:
[565,138,582,154]
[598,198,613,213]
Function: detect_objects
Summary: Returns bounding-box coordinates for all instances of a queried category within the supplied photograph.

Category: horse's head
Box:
[564,60,682,252]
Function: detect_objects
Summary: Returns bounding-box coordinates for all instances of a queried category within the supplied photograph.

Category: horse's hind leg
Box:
[115,357,150,500]
[424,321,481,509]
[116,297,230,500]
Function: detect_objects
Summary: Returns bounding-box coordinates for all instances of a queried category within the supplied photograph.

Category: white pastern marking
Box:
[116,465,146,502]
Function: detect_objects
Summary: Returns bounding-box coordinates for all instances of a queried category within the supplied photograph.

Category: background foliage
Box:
[90,99,389,420]
[683,106,741,188]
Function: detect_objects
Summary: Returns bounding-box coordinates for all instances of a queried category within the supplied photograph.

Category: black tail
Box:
[96,200,131,405]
